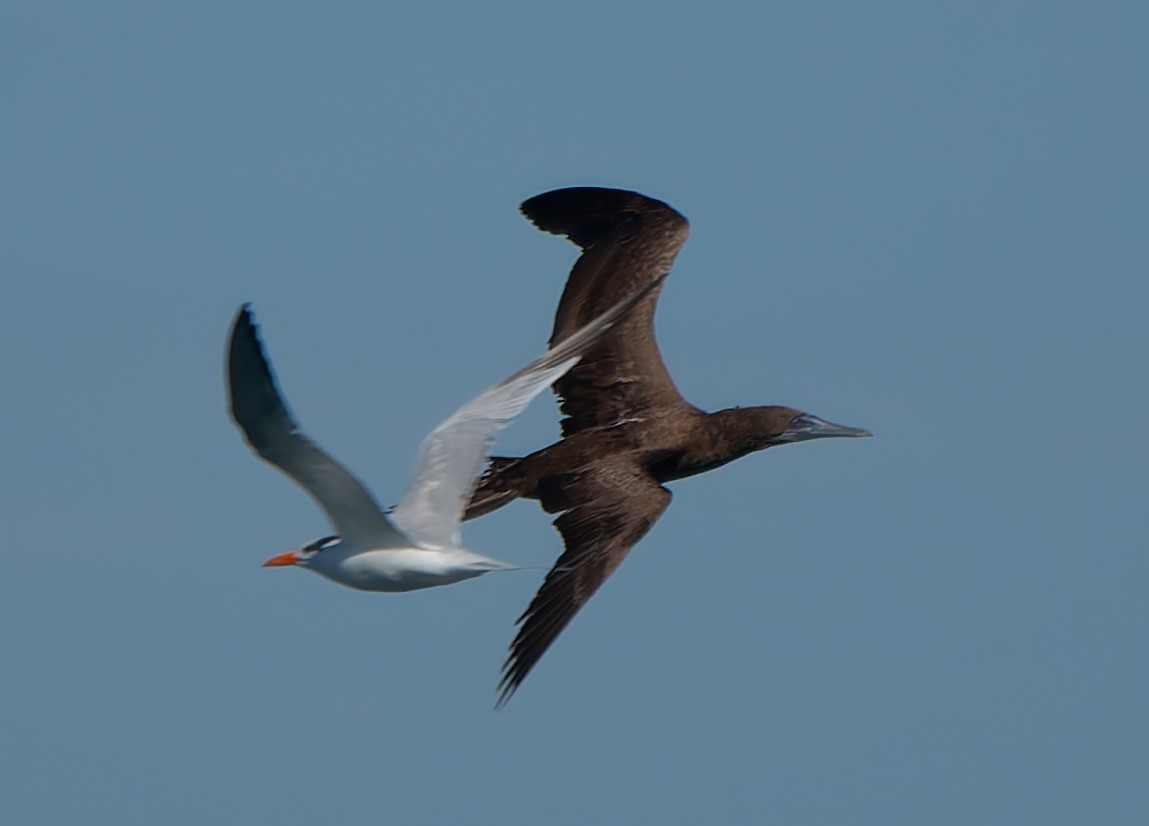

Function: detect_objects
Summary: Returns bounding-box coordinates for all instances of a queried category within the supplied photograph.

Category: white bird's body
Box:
[305,544,516,593]
[226,278,659,592]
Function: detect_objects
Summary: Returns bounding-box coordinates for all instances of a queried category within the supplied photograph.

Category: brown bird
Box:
[465,187,872,706]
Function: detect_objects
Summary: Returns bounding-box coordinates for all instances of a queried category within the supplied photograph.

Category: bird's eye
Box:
[302,535,340,554]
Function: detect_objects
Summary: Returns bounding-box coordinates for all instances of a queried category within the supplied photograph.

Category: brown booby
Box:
[464,187,872,705]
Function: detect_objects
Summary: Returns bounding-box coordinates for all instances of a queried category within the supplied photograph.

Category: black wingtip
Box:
[520,186,681,249]
[493,616,539,709]
[225,302,281,427]
[230,303,256,336]
[494,684,515,711]
[494,658,529,710]
[493,588,580,710]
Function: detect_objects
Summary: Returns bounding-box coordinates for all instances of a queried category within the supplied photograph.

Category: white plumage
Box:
[226,279,659,592]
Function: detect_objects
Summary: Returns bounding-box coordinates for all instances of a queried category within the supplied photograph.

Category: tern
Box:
[462,187,873,704]
[226,279,659,593]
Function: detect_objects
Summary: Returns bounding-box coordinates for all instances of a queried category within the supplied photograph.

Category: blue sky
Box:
[2,2,1146,824]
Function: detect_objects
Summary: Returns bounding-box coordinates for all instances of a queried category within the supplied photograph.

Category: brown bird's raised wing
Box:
[497,462,671,707]
[520,187,698,436]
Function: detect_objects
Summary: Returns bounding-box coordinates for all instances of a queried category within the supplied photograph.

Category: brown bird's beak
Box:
[261,551,298,567]
[780,414,873,443]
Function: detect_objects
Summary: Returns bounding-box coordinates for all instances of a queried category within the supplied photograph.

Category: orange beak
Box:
[262,551,298,567]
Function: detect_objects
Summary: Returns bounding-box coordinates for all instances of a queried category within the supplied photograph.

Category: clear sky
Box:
[2,2,1146,824]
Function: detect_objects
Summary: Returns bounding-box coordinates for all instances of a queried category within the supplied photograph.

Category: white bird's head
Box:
[262,535,342,569]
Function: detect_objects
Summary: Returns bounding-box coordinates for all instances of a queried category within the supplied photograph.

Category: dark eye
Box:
[303,535,340,554]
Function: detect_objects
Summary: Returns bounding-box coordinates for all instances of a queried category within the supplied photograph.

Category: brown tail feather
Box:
[463,457,525,521]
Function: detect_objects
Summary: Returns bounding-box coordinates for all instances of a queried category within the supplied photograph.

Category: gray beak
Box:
[779,413,873,443]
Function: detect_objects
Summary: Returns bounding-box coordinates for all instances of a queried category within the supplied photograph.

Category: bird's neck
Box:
[654,409,766,482]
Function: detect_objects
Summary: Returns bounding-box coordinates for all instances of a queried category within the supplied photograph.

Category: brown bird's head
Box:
[724,405,873,451]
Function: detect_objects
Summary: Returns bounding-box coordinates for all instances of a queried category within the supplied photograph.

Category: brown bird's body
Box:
[466,187,872,705]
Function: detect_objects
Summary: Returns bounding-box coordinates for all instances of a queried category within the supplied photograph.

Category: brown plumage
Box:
[466,187,872,706]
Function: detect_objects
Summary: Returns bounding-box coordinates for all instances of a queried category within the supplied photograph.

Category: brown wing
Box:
[497,462,671,707]
[521,187,698,436]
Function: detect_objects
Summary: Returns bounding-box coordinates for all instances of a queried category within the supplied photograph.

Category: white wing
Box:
[390,276,664,549]
[227,305,407,548]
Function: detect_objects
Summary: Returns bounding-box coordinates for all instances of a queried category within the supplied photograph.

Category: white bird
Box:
[226,279,660,592]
